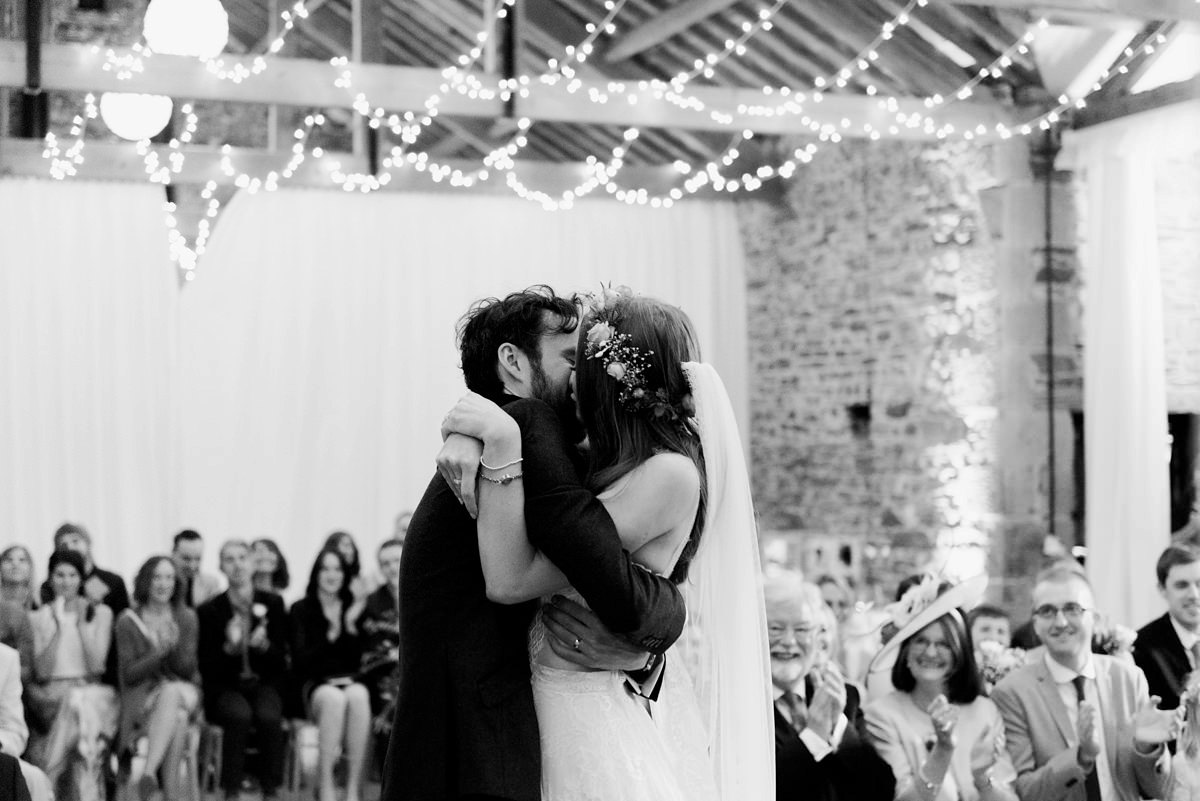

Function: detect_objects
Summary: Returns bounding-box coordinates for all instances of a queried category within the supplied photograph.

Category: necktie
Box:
[780,691,807,735]
[1190,639,1200,670]
[184,577,195,608]
[1072,675,1103,801]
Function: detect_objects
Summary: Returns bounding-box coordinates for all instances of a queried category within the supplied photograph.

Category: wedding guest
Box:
[359,538,402,767]
[1135,544,1200,713]
[323,531,372,597]
[251,538,290,596]
[0,545,39,610]
[991,566,1173,801]
[864,575,1018,801]
[817,574,856,626]
[1168,671,1200,800]
[0,752,31,801]
[290,548,370,801]
[968,605,1012,650]
[768,574,894,801]
[0,601,33,686]
[172,530,223,608]
[0,641,53,801]
[115,556,200,801]
[198,540,289,801]
[25,550,118,801]
[40,523,129,615]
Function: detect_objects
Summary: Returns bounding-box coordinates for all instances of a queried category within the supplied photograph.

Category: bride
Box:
[441,290,774,801]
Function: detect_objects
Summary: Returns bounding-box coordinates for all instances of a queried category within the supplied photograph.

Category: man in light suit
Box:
[991,566,1174,801]
[0,642,52,801]
[1134,543,1200,714]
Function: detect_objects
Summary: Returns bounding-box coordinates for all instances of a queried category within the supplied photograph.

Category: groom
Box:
[382,286,688,801]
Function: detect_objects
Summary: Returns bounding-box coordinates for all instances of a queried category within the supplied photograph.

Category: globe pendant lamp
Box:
[143,0,229,58]
[99,92,174,141]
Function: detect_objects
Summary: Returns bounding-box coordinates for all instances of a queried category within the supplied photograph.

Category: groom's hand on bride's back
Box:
[543,595,650,672]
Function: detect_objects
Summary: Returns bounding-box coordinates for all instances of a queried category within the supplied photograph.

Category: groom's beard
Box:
[531,362,585,444]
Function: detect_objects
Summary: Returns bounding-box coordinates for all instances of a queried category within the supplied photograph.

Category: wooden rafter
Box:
[605,0,738,63]
[1072,73,1199,126]
[0,41,1011,139]
[936,0,1200,23]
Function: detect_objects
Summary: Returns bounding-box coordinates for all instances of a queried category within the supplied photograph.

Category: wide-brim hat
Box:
[866,573,989,681]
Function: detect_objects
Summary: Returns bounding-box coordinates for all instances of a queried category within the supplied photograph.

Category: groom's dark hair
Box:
[458,285,580,403]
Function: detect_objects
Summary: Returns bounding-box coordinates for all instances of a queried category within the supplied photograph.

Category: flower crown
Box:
[579,286,694,431]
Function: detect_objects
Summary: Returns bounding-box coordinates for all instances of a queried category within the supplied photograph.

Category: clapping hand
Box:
[928,694,959,750]
[969,724,1008,785]
[83,574,110,604]
[1133,695,1180,747]
[1077,701,1102,766]
[806,663,848,741]
[248,622,269,651]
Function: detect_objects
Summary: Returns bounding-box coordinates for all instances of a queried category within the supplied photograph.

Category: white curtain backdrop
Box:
[3,182,747,586]
[0,178,179,581]
[1061,101,1200,628]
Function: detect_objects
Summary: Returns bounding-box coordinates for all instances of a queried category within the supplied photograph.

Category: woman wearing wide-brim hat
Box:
[862,574,1019,801]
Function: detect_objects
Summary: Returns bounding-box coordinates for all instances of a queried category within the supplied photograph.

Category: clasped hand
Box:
[436,391,517,518]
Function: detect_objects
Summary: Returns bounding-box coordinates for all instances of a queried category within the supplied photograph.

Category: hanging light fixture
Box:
[143,0,229,58]
[99,92,173,141]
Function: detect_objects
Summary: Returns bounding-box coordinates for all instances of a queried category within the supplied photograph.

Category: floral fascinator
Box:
[867,572,989,683]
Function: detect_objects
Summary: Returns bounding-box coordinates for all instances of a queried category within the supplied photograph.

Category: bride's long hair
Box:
[575,295,706,584]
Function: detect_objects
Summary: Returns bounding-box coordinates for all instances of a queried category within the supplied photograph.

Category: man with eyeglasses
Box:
[991,565,1174,801]
[766,574,894,801]
[1134,544,1200,716]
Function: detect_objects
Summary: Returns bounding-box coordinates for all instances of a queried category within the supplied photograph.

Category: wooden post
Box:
[351,0,383,173]
[20,0,47,138]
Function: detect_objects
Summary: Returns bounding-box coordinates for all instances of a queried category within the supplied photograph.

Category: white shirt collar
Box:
[772,680,806,703]
[1170,614,1200,652]
[1044,649,1096,682]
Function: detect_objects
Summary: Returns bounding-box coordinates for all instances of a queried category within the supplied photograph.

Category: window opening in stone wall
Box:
[1169,413,1197,533]
[846,403,871,439]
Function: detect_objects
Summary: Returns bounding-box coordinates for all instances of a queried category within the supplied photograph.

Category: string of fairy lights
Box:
[39,0,1165,272]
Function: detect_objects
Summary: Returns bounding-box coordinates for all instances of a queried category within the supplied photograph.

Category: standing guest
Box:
[991,565,1174,801]
[1135,544,1200,713]
[864,575,1018,801]
[0,641,53,801]
[171,530,223,608]
[818,574,857,627]
[115,556,200,801]
[969,605,1013,650]
[768,574,895,801]
[360,538,403,767]
[251,538,290,596]
[1,545,39,610]
[40,523,129,614]
[25,550,118,801]
[198,540,289,801]
[290,548,370,801]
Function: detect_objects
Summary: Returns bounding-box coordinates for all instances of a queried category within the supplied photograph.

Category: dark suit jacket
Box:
[775,683,895,801]
[289,596,364,695]
[382,398,688,801]
[0,753,31,801]
[1134,612,1190,711]
[196,590,288,705]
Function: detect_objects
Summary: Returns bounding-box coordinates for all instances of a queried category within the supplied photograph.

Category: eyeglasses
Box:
[767,623,822,641]
[909,637,953,655]
[1032,603,1090,621]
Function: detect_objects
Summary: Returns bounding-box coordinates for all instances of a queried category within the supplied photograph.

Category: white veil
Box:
[678,362,775,801]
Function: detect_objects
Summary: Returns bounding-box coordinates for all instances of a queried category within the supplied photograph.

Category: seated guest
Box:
[291,548,369,801]
[0,641,53,801]
[0,545,39,610]
[26,550,118,801]
[198,540,289,801]
[864,575,1018,801]
[323,531,372,597]
[115,556,200,801]
[250,538,290,597]
[968,605,1012,651]
[991,566,1173,801]
[767,574,894,801]
[1135,544,1200,714]
[172,530,223,608]
[359,538,402,766]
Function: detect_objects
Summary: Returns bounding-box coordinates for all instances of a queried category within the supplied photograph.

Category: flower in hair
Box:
[583,320,693,432]
[580,283,633,315]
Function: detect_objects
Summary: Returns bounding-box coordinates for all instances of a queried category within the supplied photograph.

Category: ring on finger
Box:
[572,637,581,651]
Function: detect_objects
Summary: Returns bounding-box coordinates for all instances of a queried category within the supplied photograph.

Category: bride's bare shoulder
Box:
[630,452,700,501]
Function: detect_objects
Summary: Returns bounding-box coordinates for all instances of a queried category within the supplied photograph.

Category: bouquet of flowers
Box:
[977,640,1027,694]
[1092,616,1136,661]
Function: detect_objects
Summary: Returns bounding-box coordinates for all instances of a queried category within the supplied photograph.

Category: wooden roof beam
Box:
[605,0,739,63]
[1072,73,1199,126]
[0,41,1010,138]
[936,0,1200,23]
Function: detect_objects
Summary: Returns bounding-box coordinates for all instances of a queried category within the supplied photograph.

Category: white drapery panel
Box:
[1061,102,1200,628]
[0,185,744,581]
[179,191,747,575]
[0,178,180,579]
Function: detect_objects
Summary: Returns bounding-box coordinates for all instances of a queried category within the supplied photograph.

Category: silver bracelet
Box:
[480,455,523,471]
[479,471,522,486]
